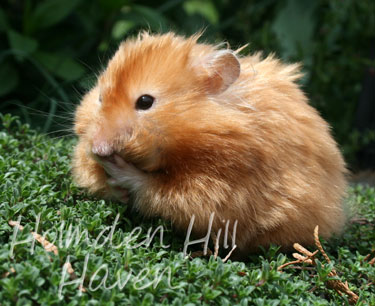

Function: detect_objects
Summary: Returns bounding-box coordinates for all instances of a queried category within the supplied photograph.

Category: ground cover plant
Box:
[0,113,374,304]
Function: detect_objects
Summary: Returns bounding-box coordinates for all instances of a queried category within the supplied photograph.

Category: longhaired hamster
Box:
[72,32,347,255]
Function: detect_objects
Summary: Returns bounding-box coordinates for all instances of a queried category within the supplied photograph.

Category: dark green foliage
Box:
[1,114,375,304]
[0,0,374,167]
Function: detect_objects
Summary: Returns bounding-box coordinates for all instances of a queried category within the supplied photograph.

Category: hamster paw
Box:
[108,184,129,204]
[95,153,147,192]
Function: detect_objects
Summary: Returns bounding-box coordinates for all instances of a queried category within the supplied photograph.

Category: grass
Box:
[0,113,374,305]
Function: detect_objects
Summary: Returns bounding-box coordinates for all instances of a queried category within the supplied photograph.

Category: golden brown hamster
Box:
[72,32,347,255]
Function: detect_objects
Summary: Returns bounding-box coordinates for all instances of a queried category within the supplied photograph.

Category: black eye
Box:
[136,94,154,110]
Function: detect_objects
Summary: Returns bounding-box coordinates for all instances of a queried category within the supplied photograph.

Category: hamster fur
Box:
[72,32,347,255]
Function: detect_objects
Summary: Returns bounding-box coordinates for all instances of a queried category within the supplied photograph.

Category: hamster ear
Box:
[202,50,240,95]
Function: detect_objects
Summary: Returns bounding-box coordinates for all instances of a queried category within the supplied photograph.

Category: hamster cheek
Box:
[96,154,148,193]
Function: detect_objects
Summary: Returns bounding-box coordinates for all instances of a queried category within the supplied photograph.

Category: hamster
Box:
[72,32,347,255]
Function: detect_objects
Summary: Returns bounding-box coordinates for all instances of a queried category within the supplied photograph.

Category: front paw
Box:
[108,184,129,204]
[94,154,147,192]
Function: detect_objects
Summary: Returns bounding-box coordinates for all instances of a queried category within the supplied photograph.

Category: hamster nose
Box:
[92,140,114,157]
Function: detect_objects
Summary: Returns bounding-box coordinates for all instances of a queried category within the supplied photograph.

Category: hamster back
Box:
[72,32,347,255]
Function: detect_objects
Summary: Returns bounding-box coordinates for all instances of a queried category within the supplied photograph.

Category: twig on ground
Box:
[314,226,358,305]
[8,220,86,292]
[277,259,302,271]
[277,226,359,305]
[350,217,372,225]
[292,252,314,264]
[277,247,317,272]
[211,232,219,259]
[223,245,237,263]
[1,267,15,278]
[363,249,375,265]
[313,226,331,264]
[9,220,58,255]
[190,247,213,259]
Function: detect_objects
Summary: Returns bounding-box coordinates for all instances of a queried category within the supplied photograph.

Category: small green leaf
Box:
[34,51,86,81]
[141,293,154,305]
[32,0,82,29]
[112,20,136,40]
[183,0,219,25]
[272,0,317,61]
[123,5,168,31]
[7,30,38,55]
[0,62,19,96]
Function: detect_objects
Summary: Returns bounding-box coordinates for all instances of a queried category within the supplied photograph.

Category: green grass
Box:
[0,113,374,305]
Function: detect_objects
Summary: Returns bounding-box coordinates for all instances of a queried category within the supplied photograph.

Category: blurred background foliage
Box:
[0,0,374,169]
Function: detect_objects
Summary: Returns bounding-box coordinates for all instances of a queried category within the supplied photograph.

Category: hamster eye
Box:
[136,95,154,110]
